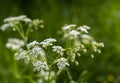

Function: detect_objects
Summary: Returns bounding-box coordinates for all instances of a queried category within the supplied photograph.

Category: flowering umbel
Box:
[0,15,104,83]
[55,57,69,69]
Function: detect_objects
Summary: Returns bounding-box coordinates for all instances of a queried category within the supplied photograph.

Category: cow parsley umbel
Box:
[52,46,65,56]
[30,46,45,58]
[62,24,104,59]
[6,38,25,51]
[33,61,49,72]
[27,40,39,49]
[40,38,57,48]
[56,58,69,69]
[0,15,104,83]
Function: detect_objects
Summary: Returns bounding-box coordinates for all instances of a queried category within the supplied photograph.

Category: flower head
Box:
[56,57,69,69]
[43,38,57,44]
[33,61,49,72]
[52,46,65,56]
[62,24,76,31]
[69,30,80,39]
[6,38,25,50]
[77,25,90,33]
[30,46,45,58]
[0,22,14,31]
[27,41,39,49]
[81,34,93,44]
[17,50,27,60]
[40,38,56,48]
[15,50,30,63]
[4,15,32,23]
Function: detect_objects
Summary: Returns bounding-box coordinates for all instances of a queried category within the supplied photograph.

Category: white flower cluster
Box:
[40,38,57,48]
[77,25,90,33]
[69,30,80,39]
[28,41,45,58]
[81,34,93,44]
[4,15,32,23]
[0,22,14,31]
[6,38,25,50]
[56,58,69,69]
[62,24,91,39]
[14,38,68,72]
[33,61,49,72]
[0,15,31,31]
[16,50,28,60]
[62,24,104,59]
[1,14,104,83]
[27,40,39,49]
[15,40,46,65]
[62,24,76,31]
[14,50,30,63]
[62,24,78,39]
[0,15,44,32]
[30,46,45,58]
[52,46,65,56]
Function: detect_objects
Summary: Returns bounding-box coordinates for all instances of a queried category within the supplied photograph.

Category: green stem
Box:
[26,24,32,37]
[13,59,21,79]
[15,22,28,48]
[18,22,25,39]
[48,69,51,83]
[51,69,63,82]
[65,68,72,81]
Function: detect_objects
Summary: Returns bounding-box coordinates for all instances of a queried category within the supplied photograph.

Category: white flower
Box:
[44,38,57,43]
[77,25,90,33]
[4,17,17,22]
[15,50,30,63]
[69,30,80,39]
[77,26,88,33]
[30,46,45,58]
[81,34,92,39]
[0,23,14,31]
[17,50,27,60]
[40,38,56,48]
[82,25,90,29]
[40,41,52,48]
[56,57,69,69]
[6,38,25,50]
[52,46,65,56]
[22,18,32,23]
[4,15,32,23]
[1,15,32,31]
[33,61,49,72]
[62,24,76,31]
[27,41,39,49]
[81,34,93,44]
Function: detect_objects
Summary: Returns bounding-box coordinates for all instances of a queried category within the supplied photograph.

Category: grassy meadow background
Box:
[0,0,120,83]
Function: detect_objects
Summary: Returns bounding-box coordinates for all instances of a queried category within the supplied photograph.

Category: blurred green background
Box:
[0,0,120,83]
